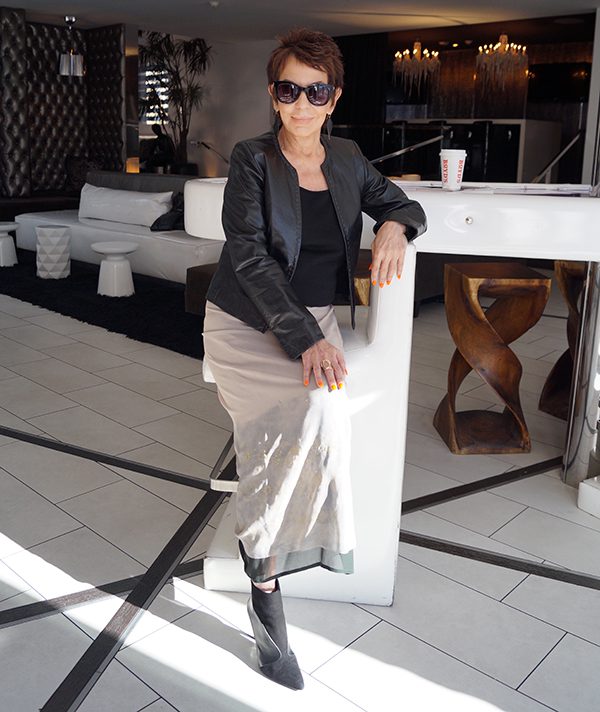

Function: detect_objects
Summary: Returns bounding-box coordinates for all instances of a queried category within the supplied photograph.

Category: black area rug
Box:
[0,249,204,358]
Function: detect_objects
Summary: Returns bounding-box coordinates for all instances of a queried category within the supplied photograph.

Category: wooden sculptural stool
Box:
[538,261,586,420]
[434,263,551,454]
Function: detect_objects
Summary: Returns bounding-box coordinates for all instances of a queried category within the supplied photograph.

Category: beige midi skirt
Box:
[202,300,356,583]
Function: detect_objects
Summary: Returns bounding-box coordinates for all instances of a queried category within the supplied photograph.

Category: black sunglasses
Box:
[273,80,335,106]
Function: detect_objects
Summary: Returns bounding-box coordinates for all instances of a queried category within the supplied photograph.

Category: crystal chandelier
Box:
[393,41,440,94]
[476,34,527,90]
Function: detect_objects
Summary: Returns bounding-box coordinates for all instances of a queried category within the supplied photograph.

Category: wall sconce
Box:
[393,41,440,93]
[59,16,85,77]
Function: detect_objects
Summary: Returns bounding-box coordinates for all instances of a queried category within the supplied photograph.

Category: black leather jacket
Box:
[206,130,427,359]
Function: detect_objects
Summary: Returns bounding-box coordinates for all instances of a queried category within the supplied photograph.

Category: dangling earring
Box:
[325,114,333,139]
[272,109,282,133]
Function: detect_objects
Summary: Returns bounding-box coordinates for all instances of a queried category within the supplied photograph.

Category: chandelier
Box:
[58,16,85,77]
[393,41,440,94]
[476,34,527,90]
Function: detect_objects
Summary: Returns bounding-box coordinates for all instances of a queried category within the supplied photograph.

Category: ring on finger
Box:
[320,359,333,370]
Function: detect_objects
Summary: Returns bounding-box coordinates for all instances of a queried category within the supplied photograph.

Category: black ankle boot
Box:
[247,580,304,690]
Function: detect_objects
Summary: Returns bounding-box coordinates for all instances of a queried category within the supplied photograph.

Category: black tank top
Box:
[290,187,346,306]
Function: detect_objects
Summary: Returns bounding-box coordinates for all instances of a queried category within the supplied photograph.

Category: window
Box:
[138,67,170,125]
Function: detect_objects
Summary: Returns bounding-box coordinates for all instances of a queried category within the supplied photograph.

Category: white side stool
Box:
[35,225,71,278]
[91,241,139,297]
[0,222,19,267]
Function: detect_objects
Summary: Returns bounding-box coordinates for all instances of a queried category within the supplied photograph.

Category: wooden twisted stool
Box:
[538,261,586,420]
[433,263,551,454]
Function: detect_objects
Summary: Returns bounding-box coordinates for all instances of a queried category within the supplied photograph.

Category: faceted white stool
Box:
[0,222,19,267]
[91,241,139,297]
[36,225,71,278]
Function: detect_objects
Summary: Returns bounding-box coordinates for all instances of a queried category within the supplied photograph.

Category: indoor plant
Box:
[139,32,212,171]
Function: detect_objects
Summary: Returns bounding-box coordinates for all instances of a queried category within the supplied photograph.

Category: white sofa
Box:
[14,172,227,284]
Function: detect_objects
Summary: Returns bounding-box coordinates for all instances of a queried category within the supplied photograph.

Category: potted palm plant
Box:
[139,32,212,173]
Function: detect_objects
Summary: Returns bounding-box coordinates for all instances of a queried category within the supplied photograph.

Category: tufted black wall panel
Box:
[0,9,125,197]
[26,22,88,192]
[86,25,125,171]
[0,8,30,198]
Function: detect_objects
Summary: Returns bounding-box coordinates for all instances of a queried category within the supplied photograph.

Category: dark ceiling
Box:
[386,13,595,53]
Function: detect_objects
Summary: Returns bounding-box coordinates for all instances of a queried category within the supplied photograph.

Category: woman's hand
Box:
[370,221,409,287]
[301,339,347,391]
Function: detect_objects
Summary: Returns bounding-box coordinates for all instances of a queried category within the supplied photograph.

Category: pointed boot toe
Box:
[247,596,304,690]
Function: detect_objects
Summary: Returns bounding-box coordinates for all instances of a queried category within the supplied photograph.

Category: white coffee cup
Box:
[440,149,467,191]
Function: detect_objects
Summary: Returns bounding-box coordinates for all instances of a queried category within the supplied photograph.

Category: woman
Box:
[203,29,426,690]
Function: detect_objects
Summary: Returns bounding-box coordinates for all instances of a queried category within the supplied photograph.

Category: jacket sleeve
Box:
[221,141,324,360]
[354,142,427,241]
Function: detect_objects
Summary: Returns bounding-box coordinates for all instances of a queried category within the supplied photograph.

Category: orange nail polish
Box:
[338,382,343,389]
[379,282,384,288]
[386,280,391,285]
[372,280,377,286]
[317,380,323,388]
[304,380,309,386]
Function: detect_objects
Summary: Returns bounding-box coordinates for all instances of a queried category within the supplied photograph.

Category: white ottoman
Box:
[36,224,71,278]
[91,241,139,297]
[0,222,19,267]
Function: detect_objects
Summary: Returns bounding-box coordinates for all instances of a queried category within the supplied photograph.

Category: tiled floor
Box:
[0,285,598,712]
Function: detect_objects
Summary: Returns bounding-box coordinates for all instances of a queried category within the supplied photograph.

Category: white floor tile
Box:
[58,480,195,567]
[124,346,203,378]
[0,587,43,611]
[408,380,493,412]
[492,508,600,577]
[0,295,50,317]
[504,573,600,647]
[96,362,199,401]
[66,382,180,427]
[360,557,563,687]
[0,375,77,418]
[134,412,231,468]
[424,491,526,536]
[43,341,133,372]
[29,405,153,455]
[484,440,564,468]
[161,389,233,431]
[79,659,159,712]
[314,620,552,712]
[0,614,90,711]
[510,341,559,360]
[139,699,178,711]
[0,363,16,380]
[8,357,107,393]
[184,371,217,391]
[106,442,210,513]
[117,607,363,712]
[25,312,99,335]
[405,431,511,484]
[0,333,49,366]
[1,323,75,349]
[401,463,462,501]
[493,473,600,533]
[177,575,380,674]
[62,580,213,651]
[0,312,26,329]
[399,511,536,599]
[519,634,600,712]
[0,440,121,502]
[0,468,81,559]
[0,559,30,603]
[3,526,145,598]
[75,328,152,355]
